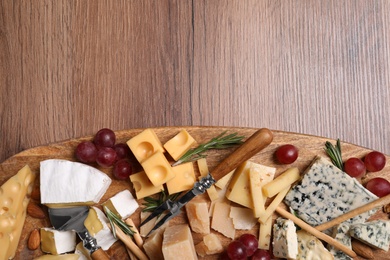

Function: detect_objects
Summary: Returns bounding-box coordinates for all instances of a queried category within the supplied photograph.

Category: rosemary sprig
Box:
[324,139,344,170]
[142,190,181,212]
[172,131,245,166]
[104,206,135,238]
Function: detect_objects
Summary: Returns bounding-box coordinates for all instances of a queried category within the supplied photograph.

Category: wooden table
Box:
[1,0,389,163]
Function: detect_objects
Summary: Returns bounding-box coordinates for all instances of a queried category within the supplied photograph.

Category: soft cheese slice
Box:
[328,222,353,260]
[102,189,139,219]
[162,224,198,260]
[40,159,111,206]
[272,218,298,259]
[349,220,390,251]
[0,165,36,260]
[296,230,333,260]
[40,227,76,255]
[84,206,117,250]
[284,156,378,232]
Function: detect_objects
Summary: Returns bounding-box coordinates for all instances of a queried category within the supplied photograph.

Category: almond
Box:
[28,229,40,250]
[27,202,46,219]
[351,239,374,259]
[30,186,41,201]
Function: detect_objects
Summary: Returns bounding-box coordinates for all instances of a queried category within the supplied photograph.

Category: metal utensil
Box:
[141,128,273,236]
[48,206,110,260]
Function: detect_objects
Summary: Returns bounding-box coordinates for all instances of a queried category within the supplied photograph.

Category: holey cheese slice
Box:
[40,159,112,206]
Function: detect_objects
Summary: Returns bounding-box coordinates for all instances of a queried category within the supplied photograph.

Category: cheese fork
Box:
[140,128,274,237]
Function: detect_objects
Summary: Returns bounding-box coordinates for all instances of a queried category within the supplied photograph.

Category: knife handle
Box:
[211,128,273,181]
[91,248,111,260]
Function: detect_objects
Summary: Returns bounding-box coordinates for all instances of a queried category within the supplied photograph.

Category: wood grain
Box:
[0,1,389,166]
[0,127,389,259]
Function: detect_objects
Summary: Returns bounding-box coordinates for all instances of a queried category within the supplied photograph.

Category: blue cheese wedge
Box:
[349,220,390,251]
[328,223,353,260]
[273,218,298,259]
[296,230,333,260]
[284,156,378,233]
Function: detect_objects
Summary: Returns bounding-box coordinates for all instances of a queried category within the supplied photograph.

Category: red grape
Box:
[251,249,271,260]
[364,151,386,172]
[343,158,366,178]
[275,144,298,164]
[114,143,131,161]
[226,240,247,260]
[238,234,258,257]
[365,177,390,197]
[96,147,117,167]
[113,159,133,180]
[94,128,116,148]
[219,251,230,260]
[75,141,98,163]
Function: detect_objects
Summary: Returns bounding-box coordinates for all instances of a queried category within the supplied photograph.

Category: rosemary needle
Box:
[172,131,245,166]
[104,206,134,238]
[324,139,344,170]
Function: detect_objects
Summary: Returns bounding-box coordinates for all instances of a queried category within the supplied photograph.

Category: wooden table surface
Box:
[1,0,389,164]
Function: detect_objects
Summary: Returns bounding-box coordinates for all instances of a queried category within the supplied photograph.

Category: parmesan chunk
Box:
[185,196,210,234]
[229,206,257,230]
[211,201,235,239]
[143,228,164,260]
[162,224,198,260]
[195,233,224,257]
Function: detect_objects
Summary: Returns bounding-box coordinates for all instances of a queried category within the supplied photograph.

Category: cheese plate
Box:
[0,126,389,259]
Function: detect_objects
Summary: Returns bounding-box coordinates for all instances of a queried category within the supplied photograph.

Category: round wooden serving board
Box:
[1,127,389,259]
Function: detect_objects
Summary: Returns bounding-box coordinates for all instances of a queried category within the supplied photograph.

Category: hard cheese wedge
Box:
[40,159,112,206]
[0,165,35,260]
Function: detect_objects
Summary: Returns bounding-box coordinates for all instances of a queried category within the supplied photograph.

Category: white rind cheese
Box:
[284,156,378,233]
[273,218,298,259]
[40,159,112,205]
[102,189,139,219]
[40,227,76,255]
[349,220,390,251]
[328,222,352,260]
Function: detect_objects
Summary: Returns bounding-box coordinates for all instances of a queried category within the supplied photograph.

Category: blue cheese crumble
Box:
[349,220,390,251]
[328,222,353,260]
[273,218,298,259]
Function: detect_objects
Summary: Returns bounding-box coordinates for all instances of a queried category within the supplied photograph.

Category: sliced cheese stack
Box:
[40,159,112,206]
[0,165,36,260]
[102,189,139,219]
[84,206,117,250]
[40,227,76,255]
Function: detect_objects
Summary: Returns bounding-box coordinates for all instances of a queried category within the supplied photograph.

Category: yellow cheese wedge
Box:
[225,161,253,208]
[197,158,218,201]
[127,129,165,163]
[258,216,273,250]
[167,162,196,194]
[0,165,35,260]
[141,151,175,187]
[130,171,164,199]
[162,224,198,260]
[214,169,235,189]
[163,129,196,161]
[262,167,300,198]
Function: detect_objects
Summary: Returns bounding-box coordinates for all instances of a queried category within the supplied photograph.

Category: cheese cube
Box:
[211,201,235,239]
[185,196,210,234]
[167,162,196,194]
[102,189,139,219]
[143,228,164,260]
[195,233,223,257]
[272,218,298,259]
[83,206,117,250]
[225,161,253,208]
[40,227,76,255]
[130,171,164,199]
[162,224,198,260]
[163,129,196,161]
[141,151,175,186]
[0,165,35,260]
[127,128,165,163]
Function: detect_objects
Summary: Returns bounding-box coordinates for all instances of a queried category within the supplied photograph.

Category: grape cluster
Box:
[75,128,133,180]
[220,234,271,260]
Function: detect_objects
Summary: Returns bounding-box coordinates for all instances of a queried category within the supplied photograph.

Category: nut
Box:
[27,202,46,219]
[383,203,390,214]
[351,239,374,259]
[27,229,40,250]
[30,186,41,201]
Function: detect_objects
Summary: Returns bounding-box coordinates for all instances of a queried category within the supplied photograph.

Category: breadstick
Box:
[125,218,144,247]
[112,223,149,260]
[315,193,390,232]
[275,206,357,258]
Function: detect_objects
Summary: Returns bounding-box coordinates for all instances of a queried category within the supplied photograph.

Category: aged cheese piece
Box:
[40,227,76,255]
[229,206,257,230]
[0,165,35,260]
[258,215,273,250]
[214,169,235,189]
[40,159,111,206]
[74,242,92,260]
[162,224,198,260]
[284,156,378,232]
[167,162,196,194]
[258,185,290,224]
[211,201,235,239]
[195,233,223,257]
[34,254,80,260]
[249,163,276,218]
[349,220,390,251]
[102,189,139,219]
[143,228,164,260]
[163,129,196,161]
[328,223,353,260]
[197,158,219,201]
[185,196,210,234]
[141,151,175,186]
[130,171,164,199]
[296,230,333,260]
[127,128,165,163]
[225,161,253,208]
[83,206,117,250]
[262,167,300,198]
[273,218,298,259]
